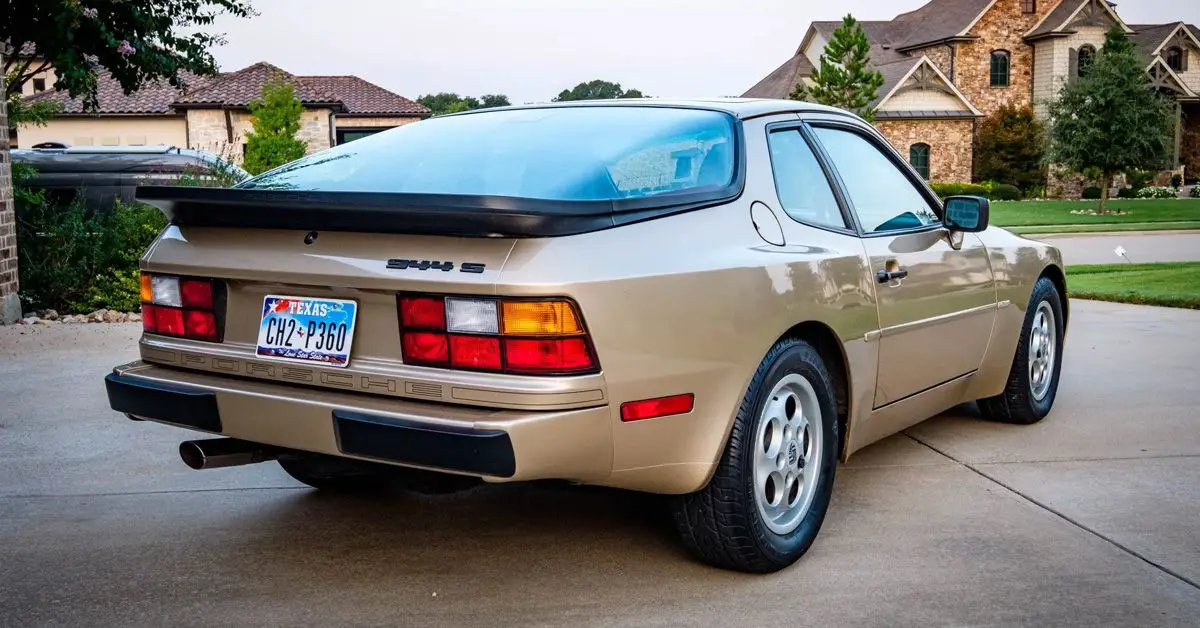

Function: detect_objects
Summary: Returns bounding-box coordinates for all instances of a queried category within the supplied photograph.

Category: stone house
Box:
[743,0,1200,187]
[12,60,430,159]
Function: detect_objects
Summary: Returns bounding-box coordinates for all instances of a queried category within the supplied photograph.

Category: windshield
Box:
[237,106,738,201]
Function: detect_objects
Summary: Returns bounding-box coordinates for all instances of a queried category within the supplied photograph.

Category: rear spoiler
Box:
[135,185,740,238]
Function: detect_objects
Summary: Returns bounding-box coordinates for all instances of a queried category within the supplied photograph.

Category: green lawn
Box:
[1067,262,1200,309]
[990,199,1200,231]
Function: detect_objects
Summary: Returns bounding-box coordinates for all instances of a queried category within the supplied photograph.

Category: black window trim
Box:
[990,50,1012,88]
[802,118,946,240]
[762,119,860,237]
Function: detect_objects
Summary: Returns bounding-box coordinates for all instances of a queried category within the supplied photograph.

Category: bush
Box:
[1171,174,1183,189]
[930,182,990,198]
[1116,187,1136,198]
[1191,186,1200,198]
[15,197,166,314]
[1135,186,1178,199]
[987,183,1022,201]
[973,105,1046,195]
[1082,186,1102,199]
[1126,169,1155,190]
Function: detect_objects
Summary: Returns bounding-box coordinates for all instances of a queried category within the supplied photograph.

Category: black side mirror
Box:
[943,195,990,233]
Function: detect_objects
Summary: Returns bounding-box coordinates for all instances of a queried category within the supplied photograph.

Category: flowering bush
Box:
[1191,186,1200,198]
[1135,186,1178,199]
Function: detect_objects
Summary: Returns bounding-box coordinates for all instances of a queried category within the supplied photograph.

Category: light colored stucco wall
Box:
[16,116,187,149]
[877,88,971,112]
[4,61,57,97]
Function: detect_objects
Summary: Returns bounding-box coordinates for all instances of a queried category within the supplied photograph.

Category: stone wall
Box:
[875,118,975,183]
[0,54,20,324]
[186,107,334,163]
[909,44,955,80]
[953,0,1057,117]
[335,116,423,128]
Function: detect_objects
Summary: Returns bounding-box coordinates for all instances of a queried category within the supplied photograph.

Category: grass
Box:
[1066,262,1200,309]
[990,198,1200,231]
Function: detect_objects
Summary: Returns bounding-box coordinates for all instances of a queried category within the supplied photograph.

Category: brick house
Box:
[12,60,430,159]
[743,0,1200,187]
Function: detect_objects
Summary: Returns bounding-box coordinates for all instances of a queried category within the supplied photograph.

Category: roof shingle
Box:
[174,62,341,107]
[20,70,213,114]
[301,76,428,115]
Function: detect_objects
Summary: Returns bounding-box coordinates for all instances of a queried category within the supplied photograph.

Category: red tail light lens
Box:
[621,394,695,422]
[140,273,222,342]
[397,294,598,376]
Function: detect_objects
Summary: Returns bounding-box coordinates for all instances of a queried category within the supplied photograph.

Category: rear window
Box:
[237,106,738,201]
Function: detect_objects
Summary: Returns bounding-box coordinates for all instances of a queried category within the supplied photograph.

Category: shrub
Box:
[1170,174,1183,189]
[987,183,1022,201]
[973,105,1047,195]
[1117,187,1136,198]
[15,196,166,314]
[1135,186,1177,199]
[1126,169,1155,190]
[930,182,989,198]
[1191,186,1200,198]
[1082,186,1102,199]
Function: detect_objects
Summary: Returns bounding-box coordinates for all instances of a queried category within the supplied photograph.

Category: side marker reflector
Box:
[620,394,695,422]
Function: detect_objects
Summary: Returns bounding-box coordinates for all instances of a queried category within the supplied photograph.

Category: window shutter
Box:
[1068,47,1078,81]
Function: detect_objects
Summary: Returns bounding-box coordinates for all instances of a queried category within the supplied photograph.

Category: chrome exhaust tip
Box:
[179,438,280,470]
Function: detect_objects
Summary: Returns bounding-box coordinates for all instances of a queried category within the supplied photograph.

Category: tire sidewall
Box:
[1023,278,1065,417]
[740,342,839,564]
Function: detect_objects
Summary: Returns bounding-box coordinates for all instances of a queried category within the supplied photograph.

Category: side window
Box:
[811,126,940,234]
[765,129,846,230]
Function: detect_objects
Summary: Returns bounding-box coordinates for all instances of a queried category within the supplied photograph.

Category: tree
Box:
[417,92,511,116]
[242,79,307,176]
[791,14,884,121]
[552,80,646,102]
[975,104,1047,194]
[4,1,255,111]
[1046,25,1175,212]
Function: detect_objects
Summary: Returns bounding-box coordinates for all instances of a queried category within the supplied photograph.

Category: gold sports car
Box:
[106,98,1068,573]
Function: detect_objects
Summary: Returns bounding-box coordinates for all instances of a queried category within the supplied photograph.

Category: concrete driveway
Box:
[1036,231,1200,265]
[1,300,1198,627]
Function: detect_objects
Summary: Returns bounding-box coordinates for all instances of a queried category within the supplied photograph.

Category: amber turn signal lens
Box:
[139,273,153,303]
[502,301,583,336]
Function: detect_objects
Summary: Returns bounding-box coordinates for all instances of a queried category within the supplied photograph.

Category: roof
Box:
[18,61,429,118]
[300,75,428,115]
[871,58,924,108]
[741,53,813,99]
[21,70,214,115]
[1026,0,1085,39]
[1128,23,1183,52]
[888,0,994,50]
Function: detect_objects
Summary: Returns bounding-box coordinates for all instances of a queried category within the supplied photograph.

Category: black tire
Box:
[669,338,839,573]
[277,454,392,493]
[977,276,1065,425]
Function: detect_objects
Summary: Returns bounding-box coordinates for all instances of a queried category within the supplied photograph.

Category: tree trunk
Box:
[1098,172,1112,214]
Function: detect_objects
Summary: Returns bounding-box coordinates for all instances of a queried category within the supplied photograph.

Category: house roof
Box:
[1128,23,1185,52]
[887,0,994,50]
[741,53,813,99]
[1026,0,1085,39]
[18,61,430,118]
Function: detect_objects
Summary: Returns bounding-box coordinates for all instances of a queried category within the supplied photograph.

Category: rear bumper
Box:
[105,361,612,482]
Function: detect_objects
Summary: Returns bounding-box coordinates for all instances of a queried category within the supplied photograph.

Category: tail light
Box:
[398,294,599,375]
[140,272,223,342]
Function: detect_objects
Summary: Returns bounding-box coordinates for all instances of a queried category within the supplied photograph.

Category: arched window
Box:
[1021,0,1036,14]
[1078,45,1096,77]
[909,143,931,180]
[1164,47,1184,72]
[990,50,1011,87]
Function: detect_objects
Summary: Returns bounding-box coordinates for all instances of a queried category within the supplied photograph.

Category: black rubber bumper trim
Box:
[104,372,222,433]
[333,410,516,478]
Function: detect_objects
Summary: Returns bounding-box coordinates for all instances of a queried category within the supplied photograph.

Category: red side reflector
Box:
[402,332,449,364]
[620,394,695,422]
[180,279,214,310]
[400,297,446,329]
[154,307,185,336]
[184,310,218,341]
[503,338,593,373]
[141,304,158,333]
[449,335,502,370]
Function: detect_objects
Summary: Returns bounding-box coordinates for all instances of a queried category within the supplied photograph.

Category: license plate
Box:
[255,295,358,368]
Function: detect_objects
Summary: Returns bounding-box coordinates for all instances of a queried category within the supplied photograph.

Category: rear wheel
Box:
[670,338,839,573]
[977,276,1065,424]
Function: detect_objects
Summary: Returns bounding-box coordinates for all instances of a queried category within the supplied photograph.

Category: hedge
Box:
[929,182,1022,201]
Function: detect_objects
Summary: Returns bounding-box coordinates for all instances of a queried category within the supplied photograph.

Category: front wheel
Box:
[977,276,1065,424]
[669,338,839,573]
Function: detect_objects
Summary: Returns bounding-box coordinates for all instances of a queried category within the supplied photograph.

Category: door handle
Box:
[876,267,908,284]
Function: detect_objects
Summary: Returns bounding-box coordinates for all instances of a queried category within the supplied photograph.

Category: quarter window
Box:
[909,143,931,180]
[765,129,846,230]
[990,51,1011,88]
[811,127,940,234]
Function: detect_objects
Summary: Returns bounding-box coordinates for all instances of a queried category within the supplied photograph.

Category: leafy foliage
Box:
[1135,186,1178,199]
[790,15,884,121]
[974,105,1046,194]
[416,92,512,116]
[1191,186,1200,198]
[929,182,990,198]
[986,183,1023,201]
[5,70,64,126]
[552,80,645,102]
[242,78,307,176]
[1046,26,1175,212]
[1083,186,1103,200]
[4,0,256,110]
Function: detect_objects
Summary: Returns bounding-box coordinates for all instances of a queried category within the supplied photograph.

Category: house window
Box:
[909,143,931,180]
[1165,47,1184,72]
[32,78,46,92]
[335,128,388,145]
[1020,0,1036,14]
[990,50,1011,87]
[1078,45,1097,77]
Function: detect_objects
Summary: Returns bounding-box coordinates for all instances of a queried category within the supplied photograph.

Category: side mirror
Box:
[943,195,990,233]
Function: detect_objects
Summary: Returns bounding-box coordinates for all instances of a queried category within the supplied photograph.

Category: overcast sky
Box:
[208,0,1200,104]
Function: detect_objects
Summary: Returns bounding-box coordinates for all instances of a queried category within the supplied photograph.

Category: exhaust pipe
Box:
[179,438,281,470]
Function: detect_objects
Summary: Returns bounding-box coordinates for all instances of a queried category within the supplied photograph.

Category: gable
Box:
[874,57,982,116]
[1146,58,1197,97]
[1154,23,1200,57]
[1027,0,1131,40]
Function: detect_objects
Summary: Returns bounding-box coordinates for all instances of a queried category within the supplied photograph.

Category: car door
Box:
[807,122,996,408]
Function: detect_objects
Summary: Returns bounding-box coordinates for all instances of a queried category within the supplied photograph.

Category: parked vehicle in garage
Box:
[104,98,1068,573]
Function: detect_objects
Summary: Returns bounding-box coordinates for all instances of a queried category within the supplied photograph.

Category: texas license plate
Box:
[255,295,358,368]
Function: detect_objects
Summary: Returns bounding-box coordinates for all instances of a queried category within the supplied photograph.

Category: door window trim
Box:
[762,120,860,236]
[800,118,946,239]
